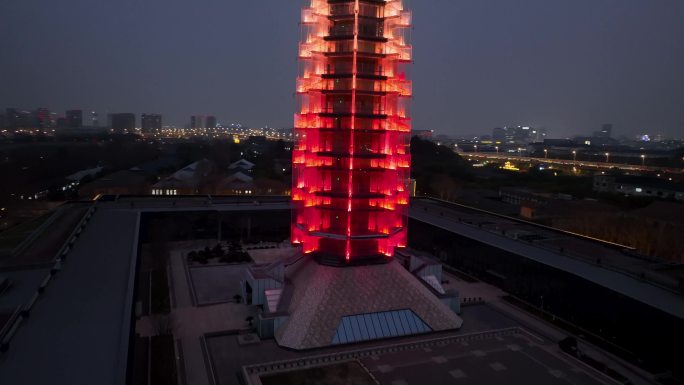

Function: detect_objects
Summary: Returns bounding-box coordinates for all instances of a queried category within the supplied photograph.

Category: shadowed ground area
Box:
[260,361,375,385]
[0,213,50,252]
[190,264,248,305]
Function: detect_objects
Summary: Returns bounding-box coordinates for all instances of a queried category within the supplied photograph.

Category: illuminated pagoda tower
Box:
[292,0,413,265]
[242,2,461,348]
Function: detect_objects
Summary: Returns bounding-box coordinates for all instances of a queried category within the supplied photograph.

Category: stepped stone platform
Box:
[275,259,463,350]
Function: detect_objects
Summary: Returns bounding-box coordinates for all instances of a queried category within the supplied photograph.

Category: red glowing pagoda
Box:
[292,0,412,265]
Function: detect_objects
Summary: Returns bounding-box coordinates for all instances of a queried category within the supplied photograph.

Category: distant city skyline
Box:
[1,0,683,137]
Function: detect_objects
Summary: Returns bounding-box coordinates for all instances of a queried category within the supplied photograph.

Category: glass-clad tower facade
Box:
[292,0,412,265]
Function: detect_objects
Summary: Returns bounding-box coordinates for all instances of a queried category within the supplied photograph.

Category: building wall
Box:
[593,174,682,199]
[408,217,684,377]
[244,276,281,307]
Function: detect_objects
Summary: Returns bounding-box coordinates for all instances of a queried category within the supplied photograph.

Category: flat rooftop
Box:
[0,208,139,385]
[410,198,684,319]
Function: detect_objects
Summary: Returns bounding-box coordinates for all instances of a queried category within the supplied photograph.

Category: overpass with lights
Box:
[462,152,684,174]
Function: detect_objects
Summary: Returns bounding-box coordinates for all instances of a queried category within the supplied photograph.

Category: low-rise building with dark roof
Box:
[228,159,255,172]
[593,174,684,201]
[129,156,182,177]
[151,158,216,195]
[218,171,254,195]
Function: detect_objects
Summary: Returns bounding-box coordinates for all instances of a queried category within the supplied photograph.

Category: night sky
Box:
[1,0,683,138]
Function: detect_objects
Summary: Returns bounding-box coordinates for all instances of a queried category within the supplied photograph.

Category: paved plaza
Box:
[361,332,609,385]
[190,264,248,305]
[234,329,613,385]
[205,304,602,385]
[136,245,257,385]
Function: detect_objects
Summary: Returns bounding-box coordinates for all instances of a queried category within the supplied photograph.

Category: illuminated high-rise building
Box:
[292,0,413,265]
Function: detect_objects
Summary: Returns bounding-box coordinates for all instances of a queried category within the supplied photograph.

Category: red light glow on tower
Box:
[292,0,412,265]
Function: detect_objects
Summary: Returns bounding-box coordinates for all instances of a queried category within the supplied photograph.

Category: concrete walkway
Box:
[180,337,211,385]
[136,245,257,385]
[136,302,257,338]
[169,249,193,308]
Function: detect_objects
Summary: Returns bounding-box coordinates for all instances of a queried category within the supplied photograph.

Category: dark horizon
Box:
[1,0,683,138]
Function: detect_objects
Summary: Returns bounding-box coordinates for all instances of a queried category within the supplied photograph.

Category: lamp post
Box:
[544,149,548,159]
[473,144,478,153]
[572,150,577,162]
[641,154,646,166]
[605,152,610,163]
[495,146,499,154]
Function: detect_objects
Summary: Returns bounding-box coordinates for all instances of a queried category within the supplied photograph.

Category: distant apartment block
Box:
[66,109,83,128]
[205,115,217,129]
[141,113,162,133]
[36,108,50,129]
[108,113,136,133]
[190,115,202,129]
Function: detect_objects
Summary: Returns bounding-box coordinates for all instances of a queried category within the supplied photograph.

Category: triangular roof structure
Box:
[229,158,255,170]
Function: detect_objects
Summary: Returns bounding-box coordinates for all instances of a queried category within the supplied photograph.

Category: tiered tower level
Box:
[292,0,412,265]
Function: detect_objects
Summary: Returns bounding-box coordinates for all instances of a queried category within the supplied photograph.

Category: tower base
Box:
[244,253,463,350]
[314,252,390,267]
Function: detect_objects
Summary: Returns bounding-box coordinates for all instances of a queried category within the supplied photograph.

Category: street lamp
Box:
[572,150,577,162]
[641,154,646,166]
[544,149,548,159]
[605,152,610,163]
[473,144,478,153]
[517,147,522,157]
[495,146,499,154]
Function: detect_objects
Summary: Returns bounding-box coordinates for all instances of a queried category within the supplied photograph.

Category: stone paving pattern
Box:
[362,332,609,385]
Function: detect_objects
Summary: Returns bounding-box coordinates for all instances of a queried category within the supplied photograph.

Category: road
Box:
[463,152,684,174]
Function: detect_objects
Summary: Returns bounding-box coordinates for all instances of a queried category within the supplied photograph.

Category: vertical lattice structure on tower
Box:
[292,0,412,265]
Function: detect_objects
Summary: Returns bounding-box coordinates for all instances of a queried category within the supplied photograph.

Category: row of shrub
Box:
[245,245,278,250]
[187,243,251,265]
